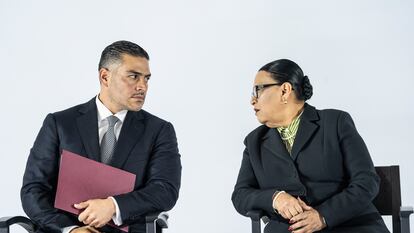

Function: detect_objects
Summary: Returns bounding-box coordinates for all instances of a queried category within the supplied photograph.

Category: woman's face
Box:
[251,71,286,126]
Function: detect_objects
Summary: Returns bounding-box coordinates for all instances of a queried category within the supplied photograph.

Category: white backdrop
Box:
[0,0,413,232]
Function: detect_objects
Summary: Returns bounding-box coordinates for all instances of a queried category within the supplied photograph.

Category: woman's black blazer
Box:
[232,103,385,231]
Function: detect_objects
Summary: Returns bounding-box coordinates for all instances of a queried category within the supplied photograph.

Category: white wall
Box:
[0,0,413,232]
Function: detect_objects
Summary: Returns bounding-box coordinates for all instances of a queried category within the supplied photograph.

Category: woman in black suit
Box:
[232,59,389,233]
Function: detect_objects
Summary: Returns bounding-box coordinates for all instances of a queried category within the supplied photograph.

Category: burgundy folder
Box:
[54,150,136,232]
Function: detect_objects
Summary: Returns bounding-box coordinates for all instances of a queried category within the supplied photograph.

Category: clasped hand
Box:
[72,198,116,230]
[273,193,326,233]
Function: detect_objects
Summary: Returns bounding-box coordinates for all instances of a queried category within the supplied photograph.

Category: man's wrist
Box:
[109,196,123,226]
[106,197,116,215]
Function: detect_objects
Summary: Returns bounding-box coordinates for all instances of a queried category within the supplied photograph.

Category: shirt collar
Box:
[95,95,128,124]
[277,110,304,133]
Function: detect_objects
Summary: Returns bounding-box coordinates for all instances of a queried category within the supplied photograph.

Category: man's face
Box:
[101,54,151,113]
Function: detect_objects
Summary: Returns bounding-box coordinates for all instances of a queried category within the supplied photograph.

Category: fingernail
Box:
[289,219,294,224]
[288,227,292,231]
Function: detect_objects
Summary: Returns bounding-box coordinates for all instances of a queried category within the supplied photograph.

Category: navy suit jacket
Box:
[232,104,388,232]
[21,98,181,233]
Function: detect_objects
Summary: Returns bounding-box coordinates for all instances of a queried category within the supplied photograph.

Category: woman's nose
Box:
[250,96,257,105]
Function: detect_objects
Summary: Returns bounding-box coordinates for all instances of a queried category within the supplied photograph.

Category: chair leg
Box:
[400,217,410,233]
[146,221,163,233]
[146,221,156,233]
[251,219,261,233]
[400,206,413,233]
[0,226,9,233]
[156,224,162,233]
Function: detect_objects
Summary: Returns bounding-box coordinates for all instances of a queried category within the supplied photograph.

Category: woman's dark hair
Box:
[259,59,313,101]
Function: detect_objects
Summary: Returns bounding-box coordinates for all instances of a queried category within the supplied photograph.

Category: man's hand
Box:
[273,192,304,219]
[70,226,101,233]
[288,198,326,233]
[75,198,116,228]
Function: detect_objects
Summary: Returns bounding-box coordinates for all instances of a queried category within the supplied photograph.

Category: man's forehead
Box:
[120,54,150,73]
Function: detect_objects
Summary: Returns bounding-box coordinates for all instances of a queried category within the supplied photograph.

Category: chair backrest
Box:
[373,165,402,233]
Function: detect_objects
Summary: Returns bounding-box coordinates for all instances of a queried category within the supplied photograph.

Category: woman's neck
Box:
[267,102,305,128]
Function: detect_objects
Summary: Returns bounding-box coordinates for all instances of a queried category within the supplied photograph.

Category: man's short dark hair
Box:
[98,40,150,70]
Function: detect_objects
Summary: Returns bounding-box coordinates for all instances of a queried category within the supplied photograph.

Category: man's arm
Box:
[113,121,182,224]
[21,114,79,233]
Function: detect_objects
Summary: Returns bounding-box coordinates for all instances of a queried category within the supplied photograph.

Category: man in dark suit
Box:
[21,41,181,233]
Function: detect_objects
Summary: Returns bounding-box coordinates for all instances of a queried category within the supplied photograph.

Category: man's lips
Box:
[254,109,260,114]
[132,94,145,101]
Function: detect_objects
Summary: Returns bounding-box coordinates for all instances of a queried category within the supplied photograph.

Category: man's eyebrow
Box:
[127,70,151,77]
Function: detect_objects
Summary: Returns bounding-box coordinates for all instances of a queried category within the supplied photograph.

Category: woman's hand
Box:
[288,198,326,233]
[273,192,304,219]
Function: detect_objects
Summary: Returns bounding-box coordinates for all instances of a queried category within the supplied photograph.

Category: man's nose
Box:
[136,78,147,90]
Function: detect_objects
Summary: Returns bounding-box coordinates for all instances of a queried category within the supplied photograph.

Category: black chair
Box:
[373,166,413,233]
[0,212,169,233]
[246,165,413,233]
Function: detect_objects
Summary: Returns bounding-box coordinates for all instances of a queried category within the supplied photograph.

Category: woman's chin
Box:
[264,121,280,128]
[256,116,265,124]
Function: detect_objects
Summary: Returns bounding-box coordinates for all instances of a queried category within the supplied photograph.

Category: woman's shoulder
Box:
[317,108,348,117]
[244,125,269,145]
[310,104,351,119]
[310,105,354,126]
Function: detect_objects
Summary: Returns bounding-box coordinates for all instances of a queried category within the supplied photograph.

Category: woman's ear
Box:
[281,82,293,104]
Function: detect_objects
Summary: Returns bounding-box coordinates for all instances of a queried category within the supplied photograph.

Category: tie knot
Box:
[107,115,119,127]
[280,128,294,140]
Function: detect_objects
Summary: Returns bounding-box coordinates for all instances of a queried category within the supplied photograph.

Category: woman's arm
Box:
[314,111,380,228]
[231,144,278,217]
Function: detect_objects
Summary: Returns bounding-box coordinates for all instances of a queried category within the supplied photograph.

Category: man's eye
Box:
[144,77,150,82]
[129,75,138,79]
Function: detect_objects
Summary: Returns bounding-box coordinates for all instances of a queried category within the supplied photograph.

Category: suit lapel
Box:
[76,98,101,162]
[262,128,292,162]
[290,104,320,161]
[110,110,145,169]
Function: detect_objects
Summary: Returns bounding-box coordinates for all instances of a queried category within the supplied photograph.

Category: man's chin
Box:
[127,103,144,112]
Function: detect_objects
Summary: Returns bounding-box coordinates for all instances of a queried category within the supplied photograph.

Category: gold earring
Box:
[283,98,288,104]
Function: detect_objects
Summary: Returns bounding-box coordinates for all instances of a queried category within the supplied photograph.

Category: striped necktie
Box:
[280,128,295,154]
[100,115,119,164]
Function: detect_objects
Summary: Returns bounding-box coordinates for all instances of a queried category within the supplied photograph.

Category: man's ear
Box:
[99,68,110,86]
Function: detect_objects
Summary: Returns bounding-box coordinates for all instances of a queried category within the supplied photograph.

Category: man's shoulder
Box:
[138,109,170,125]
[51,98,95,118]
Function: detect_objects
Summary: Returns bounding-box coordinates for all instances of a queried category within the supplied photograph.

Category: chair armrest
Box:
[145,212,168,233]
[0,216,36,233]
[400,206,413,233]
[246,211,268,233]
[246,210,265,221]
[401,206,413,217]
